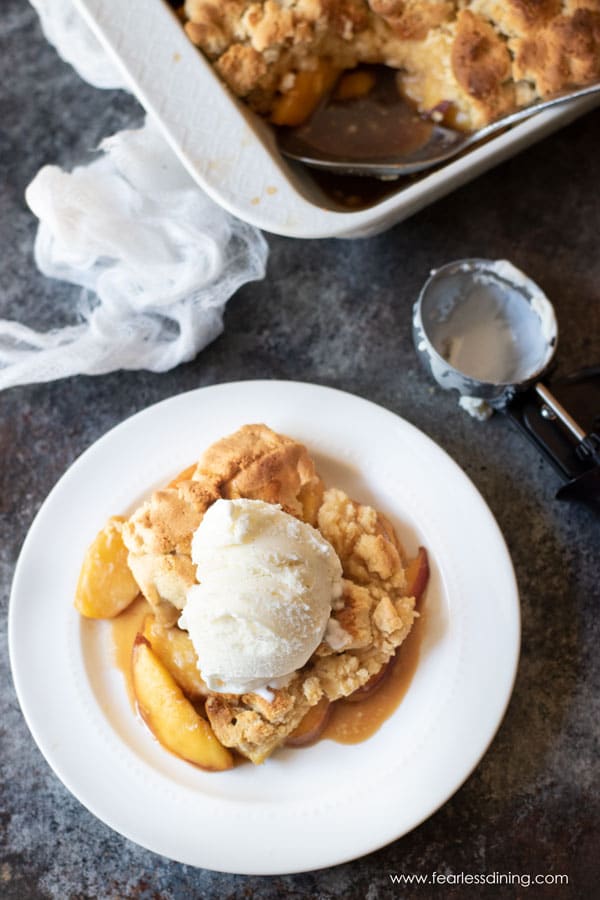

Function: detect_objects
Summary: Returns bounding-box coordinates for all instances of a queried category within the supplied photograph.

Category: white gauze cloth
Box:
[0,2,268,390]
[28,0,126,89]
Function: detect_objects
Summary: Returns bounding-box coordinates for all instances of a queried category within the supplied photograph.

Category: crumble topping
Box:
[181,0,600,129]
[122,424,418,763]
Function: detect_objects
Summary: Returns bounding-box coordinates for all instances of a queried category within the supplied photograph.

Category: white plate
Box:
[9,381,520,874]
[73,0,600,238]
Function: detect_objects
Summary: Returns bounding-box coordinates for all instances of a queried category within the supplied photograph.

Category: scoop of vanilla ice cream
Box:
[179,498,343,694]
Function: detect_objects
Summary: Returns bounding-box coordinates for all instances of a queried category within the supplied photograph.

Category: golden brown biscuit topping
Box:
[121,425,418,763]
[181,0,600,130]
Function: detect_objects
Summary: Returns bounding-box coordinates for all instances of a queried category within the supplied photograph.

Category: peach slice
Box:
[334,68,376,101]
[142,614,206,700]
[132,635,233,771]
[405,547,429,601]
[75,517,139,618]
[345,664,392,703]
[167,463,196,489]
[271,61,341,126]
[285,697,332,747]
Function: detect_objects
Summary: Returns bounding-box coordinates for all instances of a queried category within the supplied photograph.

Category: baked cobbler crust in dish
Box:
[181,0,600,129]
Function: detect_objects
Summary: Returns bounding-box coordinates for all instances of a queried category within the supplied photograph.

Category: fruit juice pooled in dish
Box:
[75,424,429,769]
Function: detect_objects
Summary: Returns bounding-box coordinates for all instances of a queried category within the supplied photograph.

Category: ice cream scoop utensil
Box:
[412,258,558,408]
[412,258,600,505]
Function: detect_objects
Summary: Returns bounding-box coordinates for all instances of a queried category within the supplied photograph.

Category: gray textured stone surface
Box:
[1,1,599,897]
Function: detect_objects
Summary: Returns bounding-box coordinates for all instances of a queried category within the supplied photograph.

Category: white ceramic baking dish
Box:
[74,0,600,239]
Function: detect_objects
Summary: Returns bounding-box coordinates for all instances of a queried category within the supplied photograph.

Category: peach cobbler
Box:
[176,1,600,131]
[76,425,428,769]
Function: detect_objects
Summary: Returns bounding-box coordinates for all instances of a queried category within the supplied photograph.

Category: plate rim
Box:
[8,380,520,873]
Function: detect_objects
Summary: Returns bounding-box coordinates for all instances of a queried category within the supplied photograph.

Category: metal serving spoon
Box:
[277,80,600,178]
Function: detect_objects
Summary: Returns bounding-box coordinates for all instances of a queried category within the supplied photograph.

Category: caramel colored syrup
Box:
[110,596,424,752]
[323,611,423,744]
[109,456,425,755]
